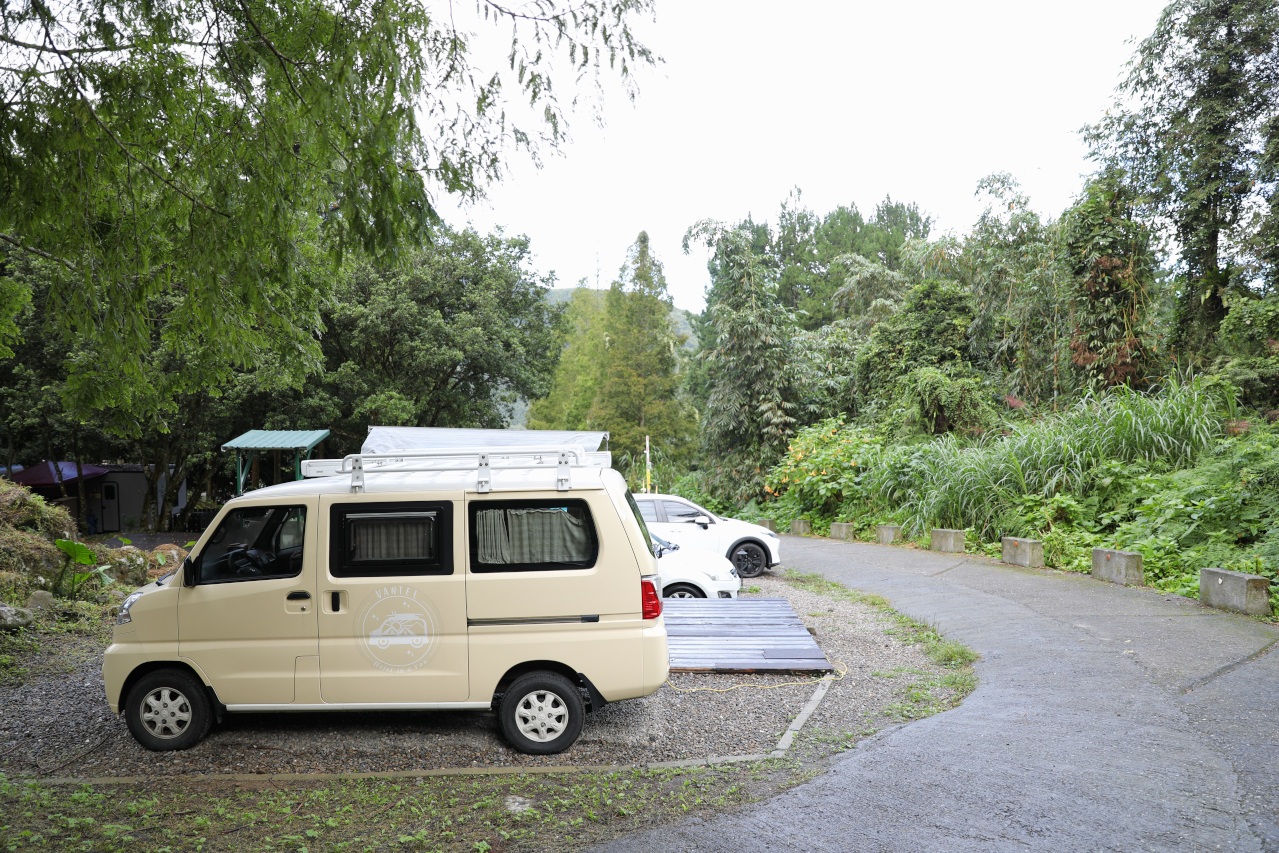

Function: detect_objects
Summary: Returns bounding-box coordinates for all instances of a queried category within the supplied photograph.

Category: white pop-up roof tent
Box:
[361,427,609,455]
[300,427,614,493]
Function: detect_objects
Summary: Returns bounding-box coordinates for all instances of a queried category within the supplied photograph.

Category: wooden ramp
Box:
[662,598,833,673]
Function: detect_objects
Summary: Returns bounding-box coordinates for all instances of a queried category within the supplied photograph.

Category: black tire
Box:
[124,669,212,751]
[663,583,706,599]
[731,541,768,578]
[499,672,584,755]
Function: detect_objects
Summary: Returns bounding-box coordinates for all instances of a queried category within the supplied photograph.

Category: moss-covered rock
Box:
[0,478,75,540]
[0,481,74,590]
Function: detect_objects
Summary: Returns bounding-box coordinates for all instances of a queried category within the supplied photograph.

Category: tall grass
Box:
[864,378,1227,536]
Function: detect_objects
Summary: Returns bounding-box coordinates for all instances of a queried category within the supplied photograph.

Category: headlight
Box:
[762,530,779,539]
[116,592,144,625]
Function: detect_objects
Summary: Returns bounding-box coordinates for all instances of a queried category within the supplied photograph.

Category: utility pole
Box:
[644,435,651,494]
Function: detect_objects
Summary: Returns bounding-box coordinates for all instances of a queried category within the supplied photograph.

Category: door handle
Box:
[286,591,311,601]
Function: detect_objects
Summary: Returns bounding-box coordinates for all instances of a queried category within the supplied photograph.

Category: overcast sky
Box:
[437,0,1171,313]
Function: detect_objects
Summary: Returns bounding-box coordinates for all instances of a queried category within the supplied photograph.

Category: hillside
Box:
[544,288,698,350]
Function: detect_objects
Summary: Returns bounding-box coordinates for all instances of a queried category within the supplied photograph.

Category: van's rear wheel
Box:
[499,672,584,755]
[124,669,212,751]
[663,584,705,598]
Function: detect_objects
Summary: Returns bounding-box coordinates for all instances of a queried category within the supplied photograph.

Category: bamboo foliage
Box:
[863,378,1227,536]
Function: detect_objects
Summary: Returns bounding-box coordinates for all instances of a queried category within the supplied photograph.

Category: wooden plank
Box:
[663,597,832,673]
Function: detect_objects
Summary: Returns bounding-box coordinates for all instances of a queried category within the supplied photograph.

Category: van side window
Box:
[199,506,306,583]
[330,502,453,578]
[469,499,599,573]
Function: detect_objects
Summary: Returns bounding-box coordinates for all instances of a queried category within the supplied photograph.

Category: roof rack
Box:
[300,445,612,494]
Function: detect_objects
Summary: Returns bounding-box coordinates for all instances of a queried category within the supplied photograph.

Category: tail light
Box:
[641,576,662,620]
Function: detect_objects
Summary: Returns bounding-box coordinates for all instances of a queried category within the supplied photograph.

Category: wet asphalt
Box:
[596,536,1279,852]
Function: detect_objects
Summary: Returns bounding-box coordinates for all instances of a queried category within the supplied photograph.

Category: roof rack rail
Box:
[300,445,611,494]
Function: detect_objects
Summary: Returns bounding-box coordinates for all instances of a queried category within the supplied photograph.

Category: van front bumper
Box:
[103,642,149,713]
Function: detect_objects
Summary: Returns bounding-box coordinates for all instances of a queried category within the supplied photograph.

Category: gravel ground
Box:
[0,573,959,779]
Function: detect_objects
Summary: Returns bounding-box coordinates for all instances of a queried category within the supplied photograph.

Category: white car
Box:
[634,493,781,578]
[651,534,740,599]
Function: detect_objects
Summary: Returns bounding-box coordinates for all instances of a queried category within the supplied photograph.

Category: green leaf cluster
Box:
[0,0,656,401]
[852,279,975,401]
[1213,293,1279,409]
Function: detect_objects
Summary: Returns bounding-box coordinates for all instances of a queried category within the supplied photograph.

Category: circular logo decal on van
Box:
[356,586,439,673]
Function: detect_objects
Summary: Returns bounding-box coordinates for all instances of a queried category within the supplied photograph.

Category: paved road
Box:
[598,536,1279,852]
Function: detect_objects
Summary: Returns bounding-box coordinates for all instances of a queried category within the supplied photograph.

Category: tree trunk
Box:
[73,430,86,535]
[160,452,190,535]
[135,438,164,533]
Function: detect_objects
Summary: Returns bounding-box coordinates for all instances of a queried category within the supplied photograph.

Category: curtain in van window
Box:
[350,516,434,561]
[476,509,514,563]
[476,508,592,564]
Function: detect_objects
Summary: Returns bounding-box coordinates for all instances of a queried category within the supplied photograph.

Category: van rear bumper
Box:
[641,620,669,695]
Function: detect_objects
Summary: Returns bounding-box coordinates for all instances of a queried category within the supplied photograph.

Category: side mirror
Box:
[694,515,711,529]
[181,555,199,587]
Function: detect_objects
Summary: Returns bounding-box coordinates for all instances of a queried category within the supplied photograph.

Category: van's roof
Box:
[231,465,622,500]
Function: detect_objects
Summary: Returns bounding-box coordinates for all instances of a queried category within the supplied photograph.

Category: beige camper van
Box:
[103,441,669,755]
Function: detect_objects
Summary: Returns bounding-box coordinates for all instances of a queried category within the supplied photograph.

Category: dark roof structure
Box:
[10,461,110,487]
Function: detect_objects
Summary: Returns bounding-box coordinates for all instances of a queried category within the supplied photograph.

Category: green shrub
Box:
[762,378,1278,612]
[897,367,995,436]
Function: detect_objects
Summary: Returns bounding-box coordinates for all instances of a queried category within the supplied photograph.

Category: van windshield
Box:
[623,490,655,555]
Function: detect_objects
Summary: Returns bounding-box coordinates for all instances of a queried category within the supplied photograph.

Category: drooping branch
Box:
[0,232,78,273]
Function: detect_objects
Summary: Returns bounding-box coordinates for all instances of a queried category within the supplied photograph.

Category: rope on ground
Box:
[665,661,849,693]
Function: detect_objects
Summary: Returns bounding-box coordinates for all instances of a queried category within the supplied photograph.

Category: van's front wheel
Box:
[499,672,584,755]
[124,669,212,751]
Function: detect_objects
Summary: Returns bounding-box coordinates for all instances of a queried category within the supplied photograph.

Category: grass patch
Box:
[883,670,978,721]
[782,569,979,669]
[780,570,890,609]
[0,761,819,853]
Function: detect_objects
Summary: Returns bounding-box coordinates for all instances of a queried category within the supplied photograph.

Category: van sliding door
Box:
[317,494,469,705]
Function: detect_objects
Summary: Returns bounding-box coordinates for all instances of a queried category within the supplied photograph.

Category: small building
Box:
[88,464,188,533]
[9,461,187,533]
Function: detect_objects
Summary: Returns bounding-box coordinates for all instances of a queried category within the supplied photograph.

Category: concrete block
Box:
[757,518,777,533]
[931,528,965,553]
[829,522,855,540]
[1091,548,1144,586]
[876,525,903,545]
[1200,567,1273,617]
[790,519,812,536]
[1002,537,1045,568]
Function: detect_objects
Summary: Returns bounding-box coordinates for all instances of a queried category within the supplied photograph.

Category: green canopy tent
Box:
[222,430,330,495]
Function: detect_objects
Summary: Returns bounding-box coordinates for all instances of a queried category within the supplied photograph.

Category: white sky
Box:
[437,0,1170,313]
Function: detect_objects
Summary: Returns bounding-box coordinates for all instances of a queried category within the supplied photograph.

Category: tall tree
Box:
[0,0,655,410]
[1086,0,1279,354]
[590,233,692,468]
[685,220,799,504]
[962,174,1075,405]
[1062,170,1160,388]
